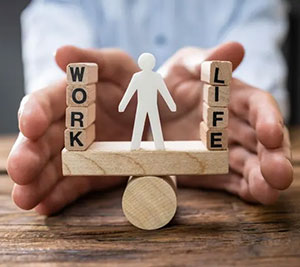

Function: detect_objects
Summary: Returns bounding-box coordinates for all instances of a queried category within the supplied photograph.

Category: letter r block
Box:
[65,103,96,129]
[200,122,228,150]
[201,61,232,86]
[67,63,98,85]
[202,102,228,128]
[66,84,96,107]
[64,124,95,151]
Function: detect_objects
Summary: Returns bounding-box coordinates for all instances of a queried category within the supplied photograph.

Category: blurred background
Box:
[0,0,300,134]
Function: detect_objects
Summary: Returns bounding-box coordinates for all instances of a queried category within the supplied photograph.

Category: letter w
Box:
[70,67,85,82]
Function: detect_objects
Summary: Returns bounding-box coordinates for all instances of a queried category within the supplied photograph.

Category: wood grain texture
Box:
[64,124,95,151]
[65,103,96,129]
[66,63,98,85]
[62,141,229,176]
[66,84,96,107]
[0,130,300,265]
[0,166,300,265]
[202,102,228,128]
[201,60,232,86]
[122,176,177,230]
[200,121,228,150]
[203,83,230,107]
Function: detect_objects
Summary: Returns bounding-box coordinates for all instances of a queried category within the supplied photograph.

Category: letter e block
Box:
[200,122,228,150]
[66,103,96,129]
[64,124,95,151]
[202,102,228,128]
[201,61,232,85]
[203,84,230,107]
[67,63,98,85]
[67,84,96,107]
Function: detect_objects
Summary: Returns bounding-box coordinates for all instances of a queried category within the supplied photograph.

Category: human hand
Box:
[7,46,140,215]
[158,42,293,205]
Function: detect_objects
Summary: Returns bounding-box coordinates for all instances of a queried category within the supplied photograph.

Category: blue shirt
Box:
[21,0,289,119]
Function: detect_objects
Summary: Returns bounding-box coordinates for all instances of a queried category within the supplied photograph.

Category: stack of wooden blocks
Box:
[65,63,98,151]
[200,61,232,151]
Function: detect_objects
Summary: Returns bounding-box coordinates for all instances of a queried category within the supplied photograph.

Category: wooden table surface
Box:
[0,129,300,266]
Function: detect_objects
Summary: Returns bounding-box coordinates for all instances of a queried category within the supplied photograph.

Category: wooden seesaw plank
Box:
[62,141,228,176]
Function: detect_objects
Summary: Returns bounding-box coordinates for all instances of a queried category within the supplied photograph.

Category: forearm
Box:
[21,0,95,93]
[219,0,289,120]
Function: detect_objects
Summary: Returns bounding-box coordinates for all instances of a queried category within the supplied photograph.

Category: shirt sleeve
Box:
[219,0,289,120]
[21,0,96,94]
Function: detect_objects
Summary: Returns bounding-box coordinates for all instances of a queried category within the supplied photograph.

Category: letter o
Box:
[72,88,87,104]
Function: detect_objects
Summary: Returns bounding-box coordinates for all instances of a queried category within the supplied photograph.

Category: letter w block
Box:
[67,63,98,85]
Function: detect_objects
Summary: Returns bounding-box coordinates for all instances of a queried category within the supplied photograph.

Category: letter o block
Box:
[67,84,96,107]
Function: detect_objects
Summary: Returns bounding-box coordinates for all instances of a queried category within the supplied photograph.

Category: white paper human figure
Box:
[118,53,176,150]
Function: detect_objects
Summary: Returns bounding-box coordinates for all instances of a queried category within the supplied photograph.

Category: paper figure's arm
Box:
[118,75,138,112]
[157,74,176,112]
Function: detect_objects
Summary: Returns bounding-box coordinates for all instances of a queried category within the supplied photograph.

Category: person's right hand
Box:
[7,46,140,215]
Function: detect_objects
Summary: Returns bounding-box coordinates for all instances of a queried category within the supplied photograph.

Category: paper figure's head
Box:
[138,53,156,71]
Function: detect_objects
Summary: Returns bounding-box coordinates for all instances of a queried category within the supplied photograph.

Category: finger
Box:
[12,155,62,210]
[181,42,245,77]
[258,127,293,190]
[7,120,64,185]
[34,176,126,215]
[244,156,279,205]
[228,115,257,152]
[55,45,139,87]
[18,80,66,139]
[178,173,257,203]
[230,80,284,149]
[229,145,253,175]
[205,42,245,71]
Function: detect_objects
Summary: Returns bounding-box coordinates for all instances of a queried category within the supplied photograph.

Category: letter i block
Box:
[200,122,228,150]
[201,61,232,86]
[203,84,230,107]
[67,63,98,85]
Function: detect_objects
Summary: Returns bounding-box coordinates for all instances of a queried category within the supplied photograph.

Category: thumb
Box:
[183,42,245,76]
[55,45,138,86]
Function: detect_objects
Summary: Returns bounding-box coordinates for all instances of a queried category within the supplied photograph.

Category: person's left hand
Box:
[157,42,293,204]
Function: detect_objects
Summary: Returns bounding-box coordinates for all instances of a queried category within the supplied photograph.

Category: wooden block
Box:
[200,122,228,150]
[64,124,95,151]
[66,84,96,107]
[122,175,177,230]
[62,141,228,176]
[203,84,230,107]
[65,103,96,129]
[67,63,98,85]
[202,102,228,128]
[201,61,232,85]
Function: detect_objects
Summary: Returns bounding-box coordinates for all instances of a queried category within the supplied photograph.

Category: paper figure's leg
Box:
[148,109,165,150]
[131,108,147,150]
